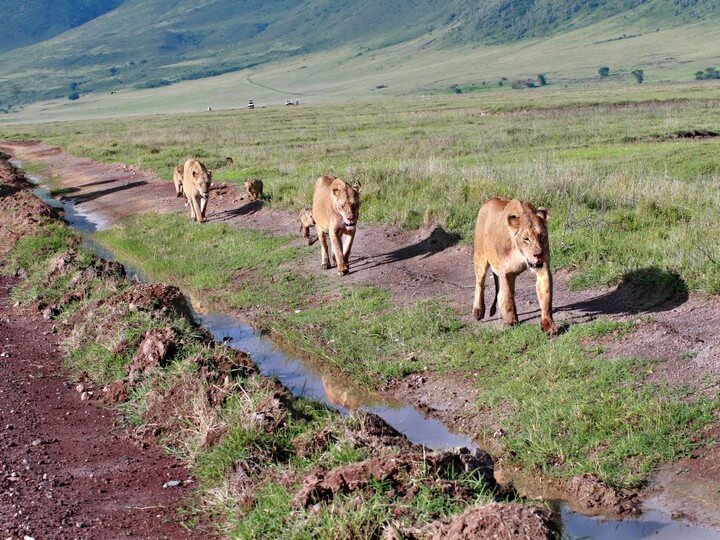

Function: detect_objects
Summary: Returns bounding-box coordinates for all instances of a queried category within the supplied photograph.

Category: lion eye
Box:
[523,237,530,243]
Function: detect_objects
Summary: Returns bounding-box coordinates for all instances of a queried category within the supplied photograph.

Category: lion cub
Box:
[312,175,361,276]
[245,178,263,201]
[299,208,315,245]
[472,197,558,335]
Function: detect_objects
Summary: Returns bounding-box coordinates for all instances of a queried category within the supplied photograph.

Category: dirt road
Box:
[0,275,204,539]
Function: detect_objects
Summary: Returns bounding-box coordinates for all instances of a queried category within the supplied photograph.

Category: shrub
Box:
[631,69,644,84]
[68,93,80,101]
[695,67,720,80]
[538,74,548,86]
[598,66,610,78]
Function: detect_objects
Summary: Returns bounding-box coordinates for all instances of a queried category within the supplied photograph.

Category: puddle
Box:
[559,506,720,539]
[19,162,720,539]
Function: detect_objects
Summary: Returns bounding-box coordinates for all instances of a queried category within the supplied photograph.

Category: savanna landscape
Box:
[2,1,720,539]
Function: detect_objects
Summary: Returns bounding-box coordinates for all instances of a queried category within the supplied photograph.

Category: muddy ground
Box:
[2,141,720,528]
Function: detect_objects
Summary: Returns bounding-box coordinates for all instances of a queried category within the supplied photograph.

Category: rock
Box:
[80,391,93,401]
[75,384,85,393]
[42,305,59,320]
[162,480,182,488]
[127,327,178,378]
[0,352,9,358]
[31,439,42,446]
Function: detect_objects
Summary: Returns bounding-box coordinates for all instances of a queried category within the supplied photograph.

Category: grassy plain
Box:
[3,85,720,489]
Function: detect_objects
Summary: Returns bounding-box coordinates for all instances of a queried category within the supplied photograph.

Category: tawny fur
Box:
[245,178,263,201]
[299,208,315,245]
[311,175,361,276]
[172,165,184,197]
[181,159,212,223]
[472,197,558,335]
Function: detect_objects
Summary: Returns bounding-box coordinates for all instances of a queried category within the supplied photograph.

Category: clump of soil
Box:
[566,473,640,516]
[128,326,178,378]
[409,502,555,540]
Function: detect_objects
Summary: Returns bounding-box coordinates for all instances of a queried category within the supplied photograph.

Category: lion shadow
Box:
[354,226,461,271]
[70,180,148,204]
[559,267,689,317]
[209,199,264,222]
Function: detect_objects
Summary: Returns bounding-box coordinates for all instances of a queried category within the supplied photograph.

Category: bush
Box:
[599,66,610,78]
[68,93,80,101]
[538,74,548,86]
[695,67,720,80]
[631,69,644,84]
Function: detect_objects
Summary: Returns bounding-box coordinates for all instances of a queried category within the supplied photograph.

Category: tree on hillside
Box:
[695,67,720,80]
[538,73,548,86]
[599,66,610,78]
[631,69,644,84]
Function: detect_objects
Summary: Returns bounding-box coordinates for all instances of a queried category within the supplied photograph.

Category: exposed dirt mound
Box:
[128,326,178,377]
[115,282,195,320]
[412,502,555,540]
[566,473,640,516]
[296,445,496,508]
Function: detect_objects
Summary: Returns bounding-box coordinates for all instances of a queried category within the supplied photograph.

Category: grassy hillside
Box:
[0,0,122,52]
[2,0,720,114]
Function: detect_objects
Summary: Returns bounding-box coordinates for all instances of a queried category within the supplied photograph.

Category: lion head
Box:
[330,177,361,227]
[506,200,549,270]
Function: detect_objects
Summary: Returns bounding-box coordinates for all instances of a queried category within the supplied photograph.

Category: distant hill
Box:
[1,0,719,111]
[0,0,123,52]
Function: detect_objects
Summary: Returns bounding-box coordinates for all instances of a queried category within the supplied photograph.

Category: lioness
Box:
[182,159,212,222]
[245,178,263,201]
[299,208,315,245]
[312,175,361,276]
[472,197,558,335]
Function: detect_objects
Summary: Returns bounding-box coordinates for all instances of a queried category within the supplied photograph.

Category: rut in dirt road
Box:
[0,274,205,539]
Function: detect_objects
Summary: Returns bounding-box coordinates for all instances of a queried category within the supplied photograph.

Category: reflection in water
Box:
[202,312,477,450]
[560,506,720,539]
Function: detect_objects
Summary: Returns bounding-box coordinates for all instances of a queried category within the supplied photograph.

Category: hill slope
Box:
[0,0,123,52]
[1,0,720,112]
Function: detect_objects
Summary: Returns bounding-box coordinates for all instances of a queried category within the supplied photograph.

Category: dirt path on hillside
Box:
[3,140,720,525]
[0,275,207,539]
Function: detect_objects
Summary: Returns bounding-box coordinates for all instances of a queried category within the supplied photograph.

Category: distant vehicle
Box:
[248,99,255,109]
[285,99,300,106]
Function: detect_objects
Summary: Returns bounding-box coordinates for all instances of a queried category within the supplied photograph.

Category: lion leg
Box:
[189,196,196,220]
[191,195,203,223]
[472,257,489,320]
[341,232,355,270]
[535,266,558,335]
[318,229,331,269]
[489,271,499,317]
[498,273,519,327]
[200,196,208,221]
[331,231,347,276]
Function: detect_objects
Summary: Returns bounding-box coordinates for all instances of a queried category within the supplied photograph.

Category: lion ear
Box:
[332,187,342,196]
[536,207,548,221]
[354,182,362,194]
[507,214,520,231]
[207,170,213,177]
[192,170,198,178]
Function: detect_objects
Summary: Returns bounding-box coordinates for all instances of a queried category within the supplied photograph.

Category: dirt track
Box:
[0,275,203,539]
[3,140,720,526]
